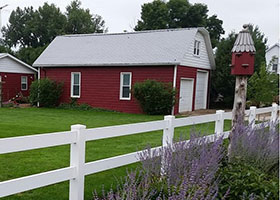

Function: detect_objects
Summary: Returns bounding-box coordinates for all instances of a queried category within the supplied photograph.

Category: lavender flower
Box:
[229,121,279,175]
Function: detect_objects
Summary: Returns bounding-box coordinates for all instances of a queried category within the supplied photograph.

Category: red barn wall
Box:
[40,66,174,114]
[0,72,35,102]
[173,65,211,114]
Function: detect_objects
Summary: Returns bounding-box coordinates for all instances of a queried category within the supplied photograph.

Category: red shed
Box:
[33,28,215,114]
[0,53,37,102]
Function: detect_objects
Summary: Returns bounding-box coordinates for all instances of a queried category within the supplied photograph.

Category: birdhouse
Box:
[231,24,256,75]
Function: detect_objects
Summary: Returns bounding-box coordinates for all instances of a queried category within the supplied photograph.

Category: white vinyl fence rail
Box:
[0,103,279,200]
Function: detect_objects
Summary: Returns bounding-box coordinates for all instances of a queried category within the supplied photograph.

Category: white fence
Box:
[0,103,279,199]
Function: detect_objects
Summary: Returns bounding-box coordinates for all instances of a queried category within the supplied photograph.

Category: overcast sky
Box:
[1,0,279,47]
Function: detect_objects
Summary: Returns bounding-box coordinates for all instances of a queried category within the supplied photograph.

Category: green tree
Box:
[2,7,37,48]
[135,0,224,47]
[210,24,268,108]
[134,0,169,31]
[2,1,106,64]
[210,32,237,108]
[16,46,47,65]
[247,64,279,107]
[65,0,106,34]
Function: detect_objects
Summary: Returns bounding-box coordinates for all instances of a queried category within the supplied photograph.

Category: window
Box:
[272,58,278,71]
[193,40,200,56]
[21,76,27,90]
[272,64,278,71]
[71,72,81,98]
[120,72,132,100]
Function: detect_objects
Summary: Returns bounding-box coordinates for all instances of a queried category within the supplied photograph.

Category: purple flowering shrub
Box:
[219,121,279,199]
[93,122,279,200]
[228,122,279,176]
[93,134,227,199]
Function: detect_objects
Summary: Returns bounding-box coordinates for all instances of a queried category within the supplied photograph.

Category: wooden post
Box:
[228,76,247,155]
[231,76,248,130]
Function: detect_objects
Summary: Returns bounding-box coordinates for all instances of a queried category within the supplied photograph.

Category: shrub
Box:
[29,78,63,107]
[92,122,279,200]
[58,98,114,112]
[248,63,279,107]
[93,134,227,199]
[133,80,176,115]
[218,162,279,200]
[228,122,279,176]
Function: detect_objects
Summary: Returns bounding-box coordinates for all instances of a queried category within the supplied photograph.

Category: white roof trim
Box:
[34,62,180,67]
[0,53,38,73]
[266,43,279,53]
[197,27,216,70]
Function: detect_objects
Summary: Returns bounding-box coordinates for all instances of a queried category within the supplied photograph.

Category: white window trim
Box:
[71,72,81,98]
[21,76,28,91]
[120,72,132,100]
[193,40,200,56]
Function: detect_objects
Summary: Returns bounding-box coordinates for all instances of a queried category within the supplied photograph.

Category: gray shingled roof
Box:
[33,28,215,68]
[232,25,256,53]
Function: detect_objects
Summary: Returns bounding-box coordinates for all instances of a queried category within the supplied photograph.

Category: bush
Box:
[218,162,279,200]
[93,134,227,199]
[133,80,176,115]
[29,78,63,107]
[228,122,279,176]
[58,98,114,112]
[92,122,279,200]
[248,63,279,107]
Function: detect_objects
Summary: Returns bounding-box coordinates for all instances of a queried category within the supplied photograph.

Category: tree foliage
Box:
[2,1,106,64]
[65,0,106,34]
[135,0,224,47]
[247,64,279,107]
[210,24,268,108]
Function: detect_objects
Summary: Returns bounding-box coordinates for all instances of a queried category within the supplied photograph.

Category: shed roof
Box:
[0,53,37,73]
[33,28,215,69]
[232,25,256,53]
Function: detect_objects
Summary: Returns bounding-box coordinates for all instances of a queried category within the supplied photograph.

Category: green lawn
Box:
[0,108,231,200]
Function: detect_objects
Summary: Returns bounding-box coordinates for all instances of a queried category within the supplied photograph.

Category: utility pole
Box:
[0,4,8,38]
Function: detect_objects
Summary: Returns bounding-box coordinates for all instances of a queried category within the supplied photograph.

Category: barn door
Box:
[179,78,194,113]
[195,71,208,110]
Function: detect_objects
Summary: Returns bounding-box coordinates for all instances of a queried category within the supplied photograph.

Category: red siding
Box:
[231,52,254,75]
[40,66,174,114]
[0,72,35,102]
[174,65,211,114]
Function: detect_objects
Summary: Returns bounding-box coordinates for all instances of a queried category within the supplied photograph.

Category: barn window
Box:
[71,72,81,98]
[21,76,28,90]
[120,72,132,100]
[194,40,200,56]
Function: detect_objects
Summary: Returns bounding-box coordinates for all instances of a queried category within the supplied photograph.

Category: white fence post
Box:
[70,124,86,200]
[249,106,256,128]
[161,115,175,176]
[270,103,278,131]
[162,115,175,147]
[214,110,224,135]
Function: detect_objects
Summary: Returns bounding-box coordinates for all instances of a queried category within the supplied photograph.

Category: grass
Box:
[0,107,231,200]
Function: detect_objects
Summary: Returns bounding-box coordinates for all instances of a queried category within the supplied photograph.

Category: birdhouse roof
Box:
[231,25,256,53]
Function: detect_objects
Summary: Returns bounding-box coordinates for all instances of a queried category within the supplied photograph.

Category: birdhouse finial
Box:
[242,24,249,31]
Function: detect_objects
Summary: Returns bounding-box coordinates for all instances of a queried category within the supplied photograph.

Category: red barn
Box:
[0,53,37,102]
[33,28,215,114]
